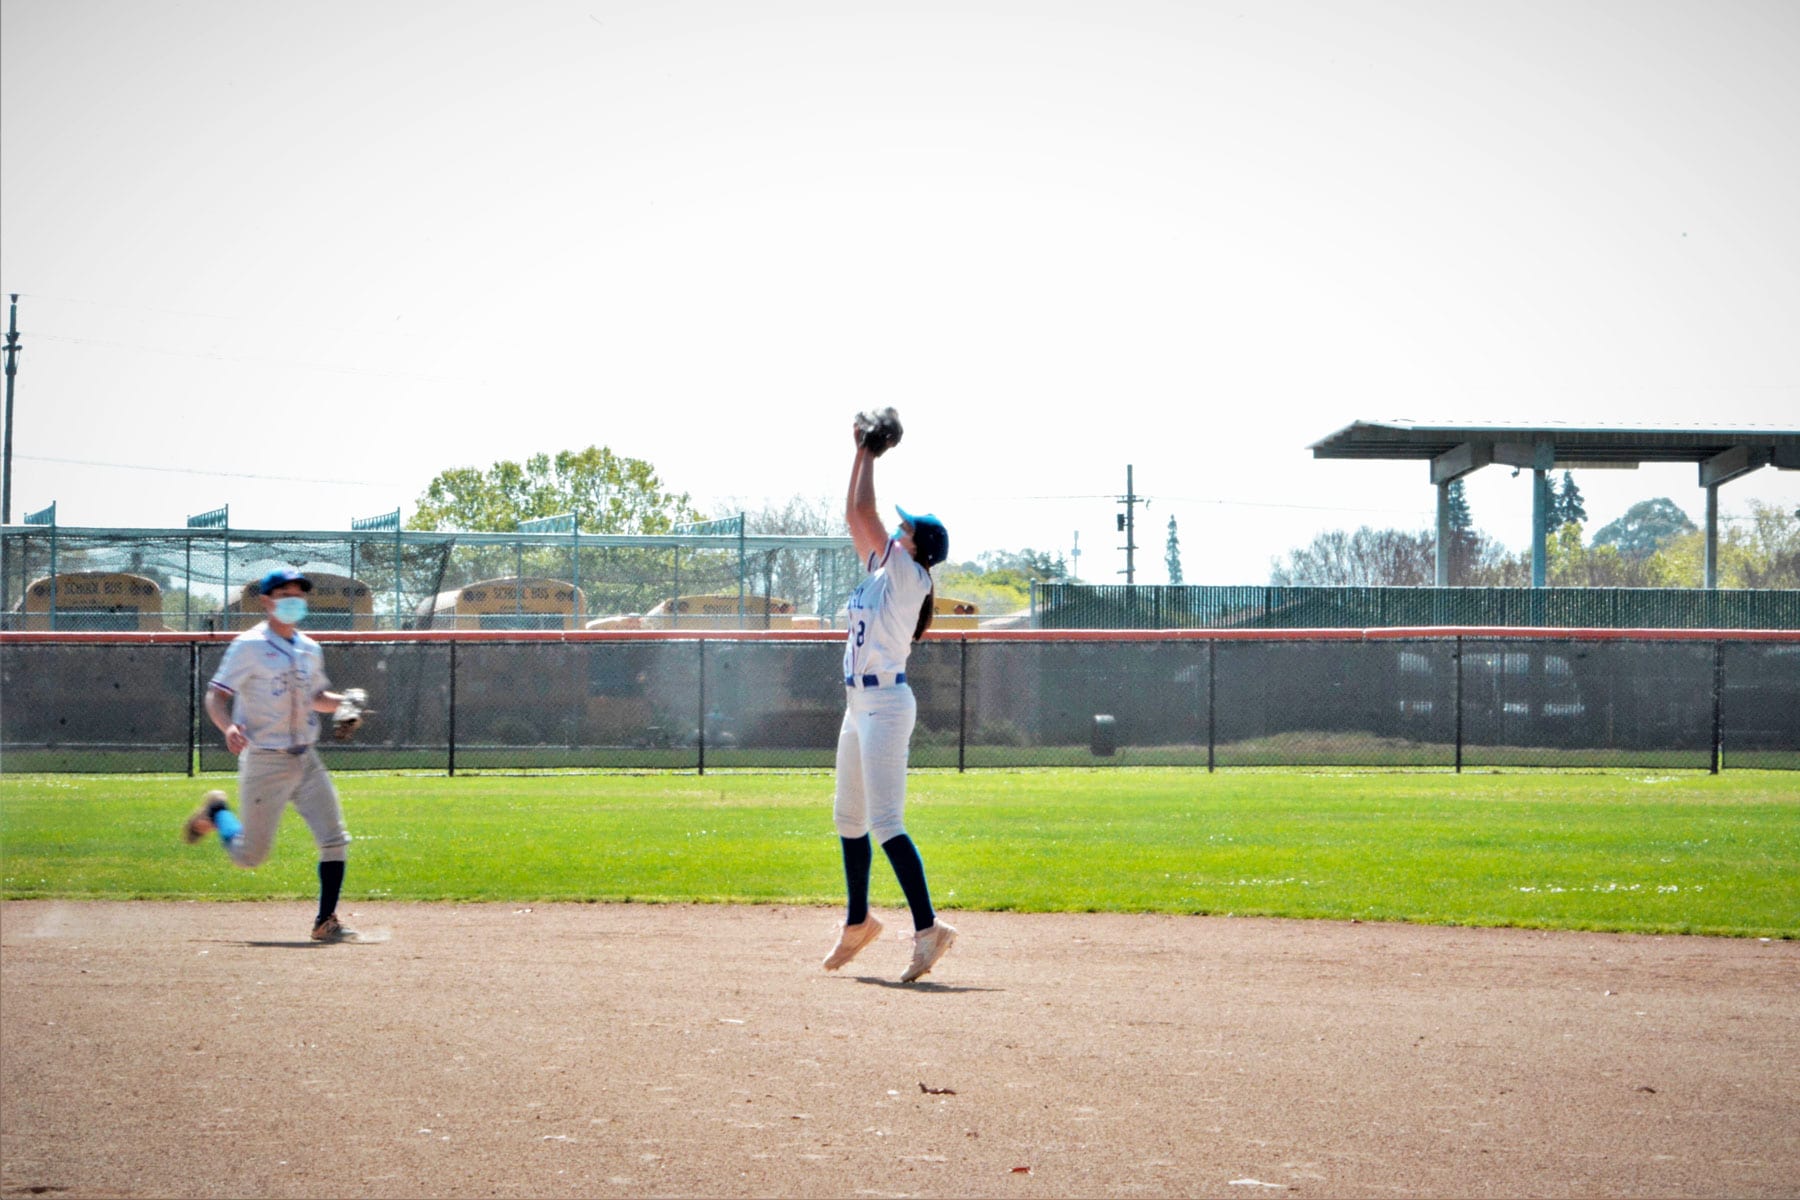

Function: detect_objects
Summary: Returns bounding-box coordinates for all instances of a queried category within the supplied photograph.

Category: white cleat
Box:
[823,915,884,971]
[901,920,957,983]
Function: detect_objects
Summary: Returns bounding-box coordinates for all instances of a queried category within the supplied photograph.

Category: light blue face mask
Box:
[272,596,308,624]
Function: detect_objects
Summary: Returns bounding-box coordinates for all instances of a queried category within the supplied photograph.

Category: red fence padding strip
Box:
[5,626,1798,646]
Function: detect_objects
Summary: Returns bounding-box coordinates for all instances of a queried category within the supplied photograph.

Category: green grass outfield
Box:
[2,769,1796,938]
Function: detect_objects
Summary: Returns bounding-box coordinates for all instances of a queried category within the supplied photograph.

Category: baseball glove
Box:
[332,688,371,742]
[854,407,904,457]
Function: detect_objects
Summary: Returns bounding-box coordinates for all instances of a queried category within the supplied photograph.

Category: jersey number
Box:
[854,620,866,647]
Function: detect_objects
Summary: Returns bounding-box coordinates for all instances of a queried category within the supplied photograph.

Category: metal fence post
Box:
[47,522,58,629]
[1206,640,1216,773]
[187,641,199,777]
[1711,640,1725,775]
[393,524,402,632]
[697,639,707,776]
[958,636,968,773]
[447,640,458,777]
[1453,636,1464,774]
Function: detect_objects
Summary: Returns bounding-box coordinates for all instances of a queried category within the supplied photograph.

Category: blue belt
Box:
[286,745,310,755]
[845,672,906,688]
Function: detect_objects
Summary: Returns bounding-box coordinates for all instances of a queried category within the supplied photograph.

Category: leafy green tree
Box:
[1729,499,1800,587]
[1545,523,1669,586]
[408,447,705,618]
[1165,516,1183,585]
[973,548,1067,581]
[410,446,701,534]
[1653,500,1800,588]
[934,565,1034,615]
[937,547,1070,617]
[1591,498,1697,561]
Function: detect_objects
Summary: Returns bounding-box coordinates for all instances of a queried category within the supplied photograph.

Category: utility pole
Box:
[1116,464,1141,584]
[2,294,20,525]
[1069,530,1081,582]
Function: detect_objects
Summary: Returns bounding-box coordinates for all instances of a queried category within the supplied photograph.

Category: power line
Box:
[993,491,1435,516]
[9,290,447,345]
[28,332,467,386]
[17,453,393,487]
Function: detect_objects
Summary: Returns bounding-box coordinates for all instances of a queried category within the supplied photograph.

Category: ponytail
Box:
[913,584,935,642]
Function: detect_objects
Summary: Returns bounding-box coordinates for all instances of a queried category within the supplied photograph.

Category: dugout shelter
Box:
[1310,420,1800,588]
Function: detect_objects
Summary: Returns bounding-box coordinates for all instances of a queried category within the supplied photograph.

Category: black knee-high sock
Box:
[880,834,935,932]
[841,835,872,925]
[317,860,346,924]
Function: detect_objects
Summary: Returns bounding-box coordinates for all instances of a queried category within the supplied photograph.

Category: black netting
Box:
[701,641,845,768]
[962,640,1210,767]
[1460,639,1713,769]
[1215,640,1457,767]
[0,643,192,772]
[449,641,702,770]
[5,634,1795,774]
[1722,643,1800,770]
[1036,583,1800,629]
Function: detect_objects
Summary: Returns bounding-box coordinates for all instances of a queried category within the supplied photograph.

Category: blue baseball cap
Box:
[896,506,949,568]
[257,568,314,595]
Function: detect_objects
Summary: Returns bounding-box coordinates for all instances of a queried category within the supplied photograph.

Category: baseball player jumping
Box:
[823,410,957,982]
[182,569,365,943]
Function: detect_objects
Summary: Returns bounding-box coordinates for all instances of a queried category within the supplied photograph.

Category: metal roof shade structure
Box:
[1309,420,1800,588]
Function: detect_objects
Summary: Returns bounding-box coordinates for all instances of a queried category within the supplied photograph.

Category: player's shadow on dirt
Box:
[237,940,329,948]
[192,937,320,950]
[851,976,1000,993]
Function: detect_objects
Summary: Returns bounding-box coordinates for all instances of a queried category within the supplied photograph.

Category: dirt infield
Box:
[2,901,1795,1199]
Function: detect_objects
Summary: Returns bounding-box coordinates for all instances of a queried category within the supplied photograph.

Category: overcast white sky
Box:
[2,0,1796,584]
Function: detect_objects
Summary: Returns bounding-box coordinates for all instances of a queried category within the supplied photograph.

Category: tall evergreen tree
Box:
[1540,473,1561,537]
[1446,479,1473,533]
[1446,479,1475,583]
[1555,471,1586,529]
[1165,516,1183,585]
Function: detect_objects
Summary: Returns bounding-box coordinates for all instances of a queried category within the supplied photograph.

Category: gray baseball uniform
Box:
[209,622,350,866]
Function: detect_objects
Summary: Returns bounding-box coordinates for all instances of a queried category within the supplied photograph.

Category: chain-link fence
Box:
[4,632,1795,774]
[1034,584,1800,629]
[0,526,862,633]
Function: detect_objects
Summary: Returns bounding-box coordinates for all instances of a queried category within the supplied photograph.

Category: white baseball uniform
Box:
[208,622,350,866]
[835,540,931,844]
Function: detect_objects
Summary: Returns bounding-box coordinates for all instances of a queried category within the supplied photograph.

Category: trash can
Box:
[1091,714,1116,757]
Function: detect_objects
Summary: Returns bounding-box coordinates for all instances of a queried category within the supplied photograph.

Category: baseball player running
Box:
[182,569,362,943]
[823,413,957,982]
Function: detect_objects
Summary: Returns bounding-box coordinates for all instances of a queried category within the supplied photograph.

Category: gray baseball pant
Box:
[228,748,351,867]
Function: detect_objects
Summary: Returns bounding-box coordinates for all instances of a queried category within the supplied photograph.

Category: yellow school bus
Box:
[16,572,166,631]
[639,593,795,630]
[413,577,585,630]
[229,572,375,631]
[931,595,980,631]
